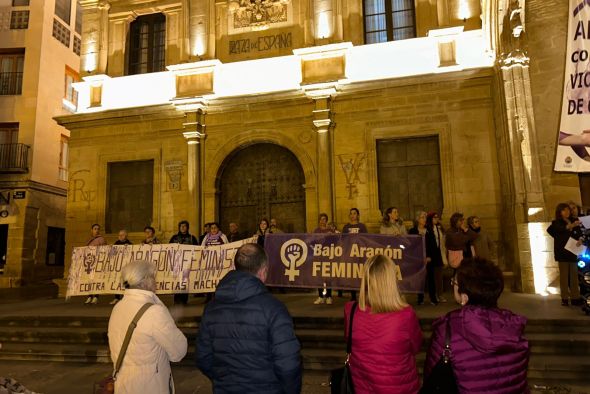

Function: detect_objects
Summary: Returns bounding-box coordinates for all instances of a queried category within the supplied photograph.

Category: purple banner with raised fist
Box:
[264,233,426,293]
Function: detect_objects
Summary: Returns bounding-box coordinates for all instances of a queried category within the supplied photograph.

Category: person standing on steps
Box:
[169,220,199,305]
[85,223,106,305]
[342,208,368,302]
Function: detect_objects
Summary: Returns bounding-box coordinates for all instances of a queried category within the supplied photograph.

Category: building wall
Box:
[0,0,80,286]
[527,0,579,211]
[60,69,505,271]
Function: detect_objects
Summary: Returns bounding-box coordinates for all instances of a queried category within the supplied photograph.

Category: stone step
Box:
[0,343,587,385]
[2,326,589,356]
[1,315,589,334]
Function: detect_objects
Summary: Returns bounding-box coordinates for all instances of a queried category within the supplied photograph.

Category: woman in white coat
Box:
[108,260,188,394]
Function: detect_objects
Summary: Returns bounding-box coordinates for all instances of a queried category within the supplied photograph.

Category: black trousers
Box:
[318,288,332,298]
[418,262,438,303]
[174,293,189,305]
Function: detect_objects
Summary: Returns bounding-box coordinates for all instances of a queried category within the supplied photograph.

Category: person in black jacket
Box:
[409,211,439,305]
[196,243,302,394]
[547,203,582,306]
[170,220,199,305]
[111,229,132,304]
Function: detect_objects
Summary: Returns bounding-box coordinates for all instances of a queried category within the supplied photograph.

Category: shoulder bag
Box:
[94,303,154,394]
[420,314,459,393]
[330,301,358,394]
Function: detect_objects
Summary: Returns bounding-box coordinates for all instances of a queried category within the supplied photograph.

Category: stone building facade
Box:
[0,0,81,287]
[55,0,577,294]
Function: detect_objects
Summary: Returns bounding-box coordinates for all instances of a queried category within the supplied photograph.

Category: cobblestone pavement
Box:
[0,361,331,394]
[1,361,589,394]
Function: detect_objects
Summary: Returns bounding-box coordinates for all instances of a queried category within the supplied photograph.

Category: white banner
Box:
[66,237,258,297]
[555,0,590,172]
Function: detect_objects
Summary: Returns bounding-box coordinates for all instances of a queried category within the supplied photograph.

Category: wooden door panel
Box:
[219,143,306,235]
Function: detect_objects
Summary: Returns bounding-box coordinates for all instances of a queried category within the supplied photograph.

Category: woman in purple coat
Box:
[423,258,529,394]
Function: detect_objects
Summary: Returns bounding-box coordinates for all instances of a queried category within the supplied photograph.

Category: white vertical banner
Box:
[556,0,590,172]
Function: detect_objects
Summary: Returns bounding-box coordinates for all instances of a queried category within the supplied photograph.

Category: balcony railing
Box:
[0,72,23,95]
[0,143,29,173]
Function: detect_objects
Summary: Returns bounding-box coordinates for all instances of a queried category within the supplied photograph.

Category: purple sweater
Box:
[424,306,529,394]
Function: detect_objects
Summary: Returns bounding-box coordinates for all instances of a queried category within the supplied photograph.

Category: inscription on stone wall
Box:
[337,153,367,199]
[229,32,292,55]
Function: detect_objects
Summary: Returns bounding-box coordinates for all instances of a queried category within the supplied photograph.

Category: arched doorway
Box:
[218,143,306,235]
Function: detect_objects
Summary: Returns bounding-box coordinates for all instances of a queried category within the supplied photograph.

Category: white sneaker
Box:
[84,296,92,304]
[109,298,119,305]
[91,296,98,305]
[314,297,325,305]
[438,296,448,303]
[326,297,333,305]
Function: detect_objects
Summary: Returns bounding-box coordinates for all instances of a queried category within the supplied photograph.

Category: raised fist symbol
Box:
[285,244,303,265]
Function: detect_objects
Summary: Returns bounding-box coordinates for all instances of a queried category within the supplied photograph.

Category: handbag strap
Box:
[442,314,452,363]
[113,303,154,379]
[346,301,358,355]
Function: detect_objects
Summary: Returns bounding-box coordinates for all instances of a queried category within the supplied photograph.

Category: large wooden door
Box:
[218,143,306,235]
[377,136,443,222]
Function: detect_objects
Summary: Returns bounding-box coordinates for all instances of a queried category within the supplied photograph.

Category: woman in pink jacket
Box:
[344,254,423,394]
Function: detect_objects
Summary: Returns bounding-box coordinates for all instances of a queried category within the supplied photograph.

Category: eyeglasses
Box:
[450,278,458,287]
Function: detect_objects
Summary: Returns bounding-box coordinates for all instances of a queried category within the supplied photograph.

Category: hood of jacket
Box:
[215,270,268,304]
[458,305,527,354]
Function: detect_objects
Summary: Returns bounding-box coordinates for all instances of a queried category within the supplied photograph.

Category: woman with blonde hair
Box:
[344,255,422,394]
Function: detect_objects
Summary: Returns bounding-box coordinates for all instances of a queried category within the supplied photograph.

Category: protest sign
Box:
[66,236,258,297]
[264,233,426,293]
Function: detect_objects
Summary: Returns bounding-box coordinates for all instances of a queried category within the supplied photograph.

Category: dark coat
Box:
[445,228,478,253]
[113,239,132,245]
[409,227,443,267]
[169,232,199,245]
[424,307,529,394]
[547,219,578,262]
[196,270,302,394]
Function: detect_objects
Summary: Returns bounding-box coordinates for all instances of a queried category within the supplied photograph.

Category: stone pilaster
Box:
[183,108,207,231]
[311,94,335,221]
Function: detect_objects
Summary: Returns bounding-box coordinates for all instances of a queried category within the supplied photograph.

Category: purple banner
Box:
[264,233,426,293]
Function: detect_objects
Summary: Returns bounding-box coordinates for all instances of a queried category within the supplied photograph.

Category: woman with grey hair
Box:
[107,260,187,394]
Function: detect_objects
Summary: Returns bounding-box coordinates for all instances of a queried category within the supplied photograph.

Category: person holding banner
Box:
[108,260,187,394]
[141,226,160,245]
[313,213,333,305]
[201,222,229,246]
[170,220,199,305]
[84,224,106,305]
[196,243,302,394]
[342,208,367,301]
[344,254,422,394]
[255,218,272,247]
[380,207,407,236]
[110,230,133,305]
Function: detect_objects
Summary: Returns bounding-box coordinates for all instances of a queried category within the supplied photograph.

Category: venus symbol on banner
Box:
[280,239,308,281]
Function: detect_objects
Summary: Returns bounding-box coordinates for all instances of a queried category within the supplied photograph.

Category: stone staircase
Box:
[0,314,588,386]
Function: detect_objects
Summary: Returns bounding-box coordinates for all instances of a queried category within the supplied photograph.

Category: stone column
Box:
[107,12,133,76]
[312,95,335,220]
[183,109,206,230]
[188,0,210,58]
[163,6,183,67]
[97,1,110,74]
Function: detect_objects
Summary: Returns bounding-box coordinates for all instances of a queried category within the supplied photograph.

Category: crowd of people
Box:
[106,245,530,394]
[83,206,496,308]
[311,207,495,307]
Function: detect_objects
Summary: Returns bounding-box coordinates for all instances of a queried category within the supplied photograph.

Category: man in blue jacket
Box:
[196,243,302,393]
